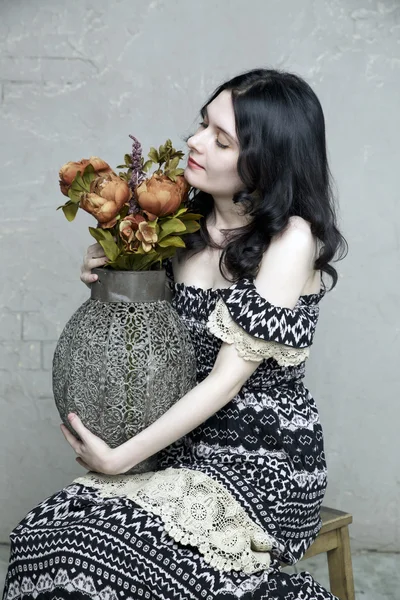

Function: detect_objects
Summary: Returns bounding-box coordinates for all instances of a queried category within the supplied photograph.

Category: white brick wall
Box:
[0,0,399,551]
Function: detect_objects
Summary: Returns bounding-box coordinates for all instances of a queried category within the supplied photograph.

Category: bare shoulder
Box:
[268,216,316,259]
[255,217,319,306]
[281,216,313,243]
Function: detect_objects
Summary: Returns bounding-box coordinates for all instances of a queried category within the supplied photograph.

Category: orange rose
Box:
[59,156,113,197]
[80,174,132,228]
[135,173,190,218]
[135,221,158,252]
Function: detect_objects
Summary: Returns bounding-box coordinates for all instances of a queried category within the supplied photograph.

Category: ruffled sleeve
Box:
[206,278,325,365]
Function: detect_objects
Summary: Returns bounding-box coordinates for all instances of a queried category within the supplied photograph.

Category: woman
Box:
[3,69,347,599]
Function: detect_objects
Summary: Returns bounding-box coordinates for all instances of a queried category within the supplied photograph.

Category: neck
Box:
[207,196,250,230]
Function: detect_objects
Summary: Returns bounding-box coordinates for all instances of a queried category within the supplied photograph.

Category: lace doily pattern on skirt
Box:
[73,466,274,574]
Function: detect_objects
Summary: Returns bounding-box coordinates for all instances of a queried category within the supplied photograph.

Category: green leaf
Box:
[158,235,186,248]
[67,185,83,204]
[169,156,180,171]
[146,218,159,229]
[142,160,153,173]
[165,168,184,183]
[157,246,177,260]
[179,212,203,221]
[148,147,159,163]
[173,207,188,217]
[100,240,120,262]
[124,153,132,166]
[107,254,136,270]
[116,164,127,169]
[181,220,200,234]
[107,246,178,271]
[140,252,160,269]
[88,228,120,260]
[135,245,146,255]
[158,218,186,241]
[88,226,114,242]
[81,163,96,188]
[118,204,130,219]
[127,252,156,270]
[61,201,79,221]
[67,171,88,203]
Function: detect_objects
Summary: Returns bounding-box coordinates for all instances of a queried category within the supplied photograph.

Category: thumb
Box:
[68,413,88,439]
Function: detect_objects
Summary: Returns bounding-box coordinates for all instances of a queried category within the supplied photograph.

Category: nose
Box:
[187,127,206,154]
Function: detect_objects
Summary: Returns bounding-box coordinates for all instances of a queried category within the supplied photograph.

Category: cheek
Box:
[223,156,241,185]
[213,153,238,177]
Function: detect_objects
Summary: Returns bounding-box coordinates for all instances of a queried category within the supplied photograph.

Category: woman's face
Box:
[184,90,244,199]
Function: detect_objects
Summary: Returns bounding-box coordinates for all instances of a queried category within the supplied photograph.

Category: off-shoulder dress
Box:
[2,259,338,600]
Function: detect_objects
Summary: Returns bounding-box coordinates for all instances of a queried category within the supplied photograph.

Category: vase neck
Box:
[90,268,166,303]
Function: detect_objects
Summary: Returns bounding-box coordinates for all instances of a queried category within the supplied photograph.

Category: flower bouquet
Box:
[57,136,202,270]
[52,136,199,473]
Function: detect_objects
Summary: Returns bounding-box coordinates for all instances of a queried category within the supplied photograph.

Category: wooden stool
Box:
[300,506,355,600]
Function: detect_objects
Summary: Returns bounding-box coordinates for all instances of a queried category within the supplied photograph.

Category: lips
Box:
[188,157,204,169]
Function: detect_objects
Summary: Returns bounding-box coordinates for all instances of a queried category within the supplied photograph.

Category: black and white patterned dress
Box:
[3,261,338,600]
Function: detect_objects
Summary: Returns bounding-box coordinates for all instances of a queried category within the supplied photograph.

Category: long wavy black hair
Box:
[179,68,347,290]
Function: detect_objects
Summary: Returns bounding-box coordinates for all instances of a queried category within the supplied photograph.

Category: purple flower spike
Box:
[128,134,146,191]
[128,134,146,214]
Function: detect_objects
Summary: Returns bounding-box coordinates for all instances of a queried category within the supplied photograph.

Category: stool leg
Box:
[327,526,355,600]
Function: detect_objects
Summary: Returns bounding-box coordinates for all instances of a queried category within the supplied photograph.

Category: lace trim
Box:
[207,298,310,365]
[73,467,273,574]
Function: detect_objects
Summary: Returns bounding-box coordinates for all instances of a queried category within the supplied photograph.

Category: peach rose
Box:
[135,173,190,218]
[59,156,113,196]
[80,173,132,228]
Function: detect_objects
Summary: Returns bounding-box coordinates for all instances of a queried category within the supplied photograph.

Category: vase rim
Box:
[91,267,167,303]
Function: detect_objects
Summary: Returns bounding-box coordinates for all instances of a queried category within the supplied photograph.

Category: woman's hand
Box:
[61,413,126,475]
[80,243,108,287]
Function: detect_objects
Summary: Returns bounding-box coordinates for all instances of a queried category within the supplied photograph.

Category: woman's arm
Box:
[113,218,317,473]
[114,342,262,472]
[64,218,317,474]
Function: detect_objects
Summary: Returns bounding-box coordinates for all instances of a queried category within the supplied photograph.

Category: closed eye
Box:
[199,121,229,149]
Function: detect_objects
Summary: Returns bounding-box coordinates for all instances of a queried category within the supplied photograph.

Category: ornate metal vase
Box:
[52,267,196,473]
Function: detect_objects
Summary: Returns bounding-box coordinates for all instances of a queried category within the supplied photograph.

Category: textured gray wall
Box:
[0,0,399,551]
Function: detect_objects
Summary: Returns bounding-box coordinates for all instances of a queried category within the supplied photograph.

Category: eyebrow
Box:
[202,106,237,143]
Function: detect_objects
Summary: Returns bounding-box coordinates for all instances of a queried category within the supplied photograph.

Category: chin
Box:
[183,166,200,187]
[184,166,213,195]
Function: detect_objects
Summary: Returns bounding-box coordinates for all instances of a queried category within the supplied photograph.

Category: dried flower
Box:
[119,214,146,250]
[136,173,190,218]
[59,157,113,197]
[80,173,132,228]
[135,221,158,252]
[58,136,201,270]
[128,135,146,191]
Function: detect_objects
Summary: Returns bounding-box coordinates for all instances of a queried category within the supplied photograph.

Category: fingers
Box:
[60,423,82,454]
[80,256,108,282]
[80,271,99,286]
[87,242,106,259]
[67,413,91,442]
[88,256,109,269]
[81,243,108,286]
